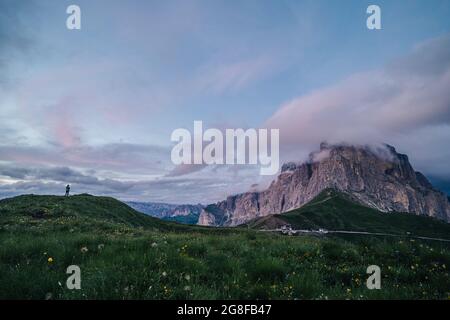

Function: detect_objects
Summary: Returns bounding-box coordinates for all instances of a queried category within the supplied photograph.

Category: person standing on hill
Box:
[65,184,70,197]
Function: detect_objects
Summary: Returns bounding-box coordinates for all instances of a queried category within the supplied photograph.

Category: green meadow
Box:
[0,193,449,299]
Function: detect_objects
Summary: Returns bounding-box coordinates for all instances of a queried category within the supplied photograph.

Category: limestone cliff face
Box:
[198,143,450,226]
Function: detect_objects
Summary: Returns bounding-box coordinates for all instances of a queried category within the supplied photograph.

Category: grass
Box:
[0,192,449,299]
[247,189,450,239]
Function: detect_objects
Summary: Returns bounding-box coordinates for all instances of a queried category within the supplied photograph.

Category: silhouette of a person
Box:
[65,184,70,197]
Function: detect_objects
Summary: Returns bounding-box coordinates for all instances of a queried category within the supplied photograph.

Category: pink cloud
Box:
[265,34,450,176]
[266,34,450,147]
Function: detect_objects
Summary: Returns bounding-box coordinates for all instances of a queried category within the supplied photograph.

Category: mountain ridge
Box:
[199,143,450,226]
[126,201,203,224]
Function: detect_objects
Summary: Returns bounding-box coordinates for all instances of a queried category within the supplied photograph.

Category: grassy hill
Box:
[0,192,449,300]
[246,189,450,239]
[0,194,170,229]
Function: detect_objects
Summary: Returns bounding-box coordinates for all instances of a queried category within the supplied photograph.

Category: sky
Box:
[1,0,450,203]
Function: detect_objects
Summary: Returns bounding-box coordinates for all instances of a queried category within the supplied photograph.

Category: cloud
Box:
[0,163,254,204]
[0,164,130,190]
[196,55,278,94]
[265,34,450,178]
[0,143,170,176]
[165,164,207,177]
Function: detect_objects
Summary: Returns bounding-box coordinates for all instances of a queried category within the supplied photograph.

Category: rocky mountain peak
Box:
[198,143,450,226]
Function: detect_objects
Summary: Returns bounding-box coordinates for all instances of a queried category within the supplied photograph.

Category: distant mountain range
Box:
[199,143,450,226]
[126,201,203,224]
